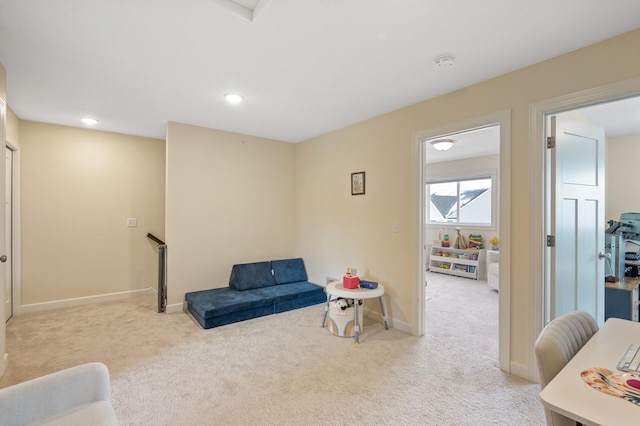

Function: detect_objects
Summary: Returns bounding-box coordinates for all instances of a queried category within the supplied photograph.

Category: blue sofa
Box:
[185,258,326,329]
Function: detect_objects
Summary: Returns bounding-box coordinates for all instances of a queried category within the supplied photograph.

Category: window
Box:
[427,176,493,227]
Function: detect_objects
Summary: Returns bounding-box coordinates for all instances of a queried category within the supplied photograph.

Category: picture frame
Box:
[351,171,365,195]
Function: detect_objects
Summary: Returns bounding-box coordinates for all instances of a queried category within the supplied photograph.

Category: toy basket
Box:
[326,299,364,337]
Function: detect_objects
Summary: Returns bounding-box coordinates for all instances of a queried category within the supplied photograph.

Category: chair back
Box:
[534,310,598,425]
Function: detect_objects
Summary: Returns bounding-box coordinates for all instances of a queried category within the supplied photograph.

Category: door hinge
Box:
[547,235,555,247]
[547,136,555,148]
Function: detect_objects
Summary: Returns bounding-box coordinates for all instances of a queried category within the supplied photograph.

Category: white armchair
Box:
[0,362,118,426]
[486,250,499,291]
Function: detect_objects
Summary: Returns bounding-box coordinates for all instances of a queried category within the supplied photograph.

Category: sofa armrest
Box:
[0,362,112,426]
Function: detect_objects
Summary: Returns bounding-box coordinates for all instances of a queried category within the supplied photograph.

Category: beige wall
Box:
[165,122,296,306]
[295,29,640,371]
[20,121,165,304]
[606,133,640,221]
[295,118,414,323]
[6,107,19,146]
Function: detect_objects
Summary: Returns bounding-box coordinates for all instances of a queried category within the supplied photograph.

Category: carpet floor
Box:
[0,272,545,425]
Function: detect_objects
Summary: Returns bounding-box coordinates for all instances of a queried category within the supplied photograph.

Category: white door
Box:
[549,116,605,324]
[4,147,11,321]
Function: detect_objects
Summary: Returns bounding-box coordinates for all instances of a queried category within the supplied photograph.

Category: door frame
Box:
[412,109,511,373]
[528,76,640,382]
[4,145,12,321]
[4,143,18,318]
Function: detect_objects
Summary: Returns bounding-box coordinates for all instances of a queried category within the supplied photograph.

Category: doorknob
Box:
[0,255,6,262]
[598,252,611,260]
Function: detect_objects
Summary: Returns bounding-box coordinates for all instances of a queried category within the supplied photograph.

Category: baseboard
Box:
[391,318,411,334]
[363,308,409,333]
[166,302,184,314]
[510,361,532,382]
[19,288,155,314]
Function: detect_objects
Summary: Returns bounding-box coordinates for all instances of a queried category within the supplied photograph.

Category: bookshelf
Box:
[429,246,485,280]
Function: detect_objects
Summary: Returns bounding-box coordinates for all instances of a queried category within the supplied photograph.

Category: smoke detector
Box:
[434,55,455,68]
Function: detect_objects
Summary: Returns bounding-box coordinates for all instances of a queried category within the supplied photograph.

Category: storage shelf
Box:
[430,255,477,266]
[430,265,477,279]
[429,247,485,280]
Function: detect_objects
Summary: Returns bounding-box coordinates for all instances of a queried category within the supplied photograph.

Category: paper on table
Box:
[581,367,640,406]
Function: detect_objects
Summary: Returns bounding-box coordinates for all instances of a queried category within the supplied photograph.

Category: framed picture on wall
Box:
[351,171,365,195]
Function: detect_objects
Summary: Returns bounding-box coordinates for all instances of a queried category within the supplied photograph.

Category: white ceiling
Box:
[425,125,500,165]
[1,1,640,143]
[578,96,640,138]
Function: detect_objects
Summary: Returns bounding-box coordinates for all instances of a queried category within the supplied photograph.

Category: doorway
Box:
[529,76,640,382]
[542,97,640,324]
[413,110,511,373]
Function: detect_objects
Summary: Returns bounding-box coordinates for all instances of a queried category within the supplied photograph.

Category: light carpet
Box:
[0,273,545,425]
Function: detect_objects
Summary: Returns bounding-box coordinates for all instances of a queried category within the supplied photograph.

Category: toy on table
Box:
[359,280,378,289]
[343,268,360,289]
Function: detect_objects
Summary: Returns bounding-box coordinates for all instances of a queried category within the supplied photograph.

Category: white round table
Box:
[321,281,389,342]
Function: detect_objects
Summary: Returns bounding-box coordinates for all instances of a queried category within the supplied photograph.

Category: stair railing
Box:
[147,233,167,313]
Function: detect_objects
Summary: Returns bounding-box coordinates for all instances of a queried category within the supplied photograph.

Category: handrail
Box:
[147,233,167,313]
[147,233,165,246]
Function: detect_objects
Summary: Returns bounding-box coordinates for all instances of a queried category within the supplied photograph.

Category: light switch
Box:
[392,220,399,233]
[127,218,137,227]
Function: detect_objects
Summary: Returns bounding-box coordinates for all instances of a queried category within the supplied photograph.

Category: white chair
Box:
[0,362,118,426]
[534,310,598,426]
[486,250,499,290]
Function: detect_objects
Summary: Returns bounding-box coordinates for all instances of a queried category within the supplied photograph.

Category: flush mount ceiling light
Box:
[434,55,455,68]
[224,93,245,104]
[430,138,455,151]
[80,117,99,126]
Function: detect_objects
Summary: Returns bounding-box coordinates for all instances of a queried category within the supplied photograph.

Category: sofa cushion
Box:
[187,302,274,329]
[271,258,307,285]
[258,281,326,314]
[185,287,273,319]
[229,261,275,290]
[257,281,320,302]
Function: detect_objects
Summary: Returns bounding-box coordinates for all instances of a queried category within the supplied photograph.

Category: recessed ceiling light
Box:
[81,117,99,126]
[224,93,245,104]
